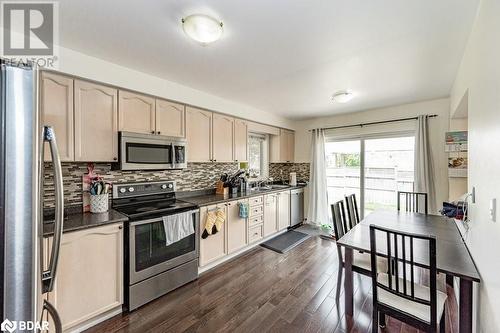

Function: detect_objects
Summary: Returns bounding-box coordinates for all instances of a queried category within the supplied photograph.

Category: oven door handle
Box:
[130,209,200,227]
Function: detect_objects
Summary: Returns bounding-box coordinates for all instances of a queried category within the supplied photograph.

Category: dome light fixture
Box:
[182,14,223,45]
[332,90,354,103]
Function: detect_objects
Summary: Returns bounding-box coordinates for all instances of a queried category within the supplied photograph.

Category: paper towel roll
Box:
[289,172,297,186]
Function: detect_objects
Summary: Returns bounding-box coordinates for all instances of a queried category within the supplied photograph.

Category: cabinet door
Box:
[263,194,278,237]
[280,129,295,163]
[118,90,155,134]
[186,107,212,162]
[74,80,118,162]
[199,205,227,266]
[47,224,123,331]
[278,191,291,230]
[227,199,248,253]
[40,72,74,161]
[212,113,234,162]
[155,99,185,137]
[234,119,248,162]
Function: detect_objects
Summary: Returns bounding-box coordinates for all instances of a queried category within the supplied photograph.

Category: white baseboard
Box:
[68,306,122,333]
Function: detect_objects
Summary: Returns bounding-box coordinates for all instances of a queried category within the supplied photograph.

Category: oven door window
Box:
[134,219,195,272]
[174,145,186,164]
[126,143,172,164]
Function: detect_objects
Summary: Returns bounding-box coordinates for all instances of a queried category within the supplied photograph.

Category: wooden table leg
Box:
[344,247,354,317]
[459,278,473,333]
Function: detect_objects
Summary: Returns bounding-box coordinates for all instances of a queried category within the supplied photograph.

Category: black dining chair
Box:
[344,193,360,228]
[369,224,447,333]
[330,200,387,300]
[397,191,428,215]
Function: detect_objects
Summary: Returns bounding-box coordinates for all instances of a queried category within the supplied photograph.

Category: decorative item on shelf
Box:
[445,131,468,178]
[445,131,468,152]
[88,178,112,214]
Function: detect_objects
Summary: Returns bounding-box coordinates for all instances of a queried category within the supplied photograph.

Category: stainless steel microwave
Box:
[117,132,187,170]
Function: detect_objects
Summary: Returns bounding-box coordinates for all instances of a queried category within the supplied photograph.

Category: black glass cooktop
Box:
[113,199,197,220]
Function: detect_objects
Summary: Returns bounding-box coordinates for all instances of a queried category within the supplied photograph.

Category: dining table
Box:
[336,210,480,333]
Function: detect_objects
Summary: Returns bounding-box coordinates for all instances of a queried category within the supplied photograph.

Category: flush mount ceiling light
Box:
[182,14,223,45]
[332,90,354,103]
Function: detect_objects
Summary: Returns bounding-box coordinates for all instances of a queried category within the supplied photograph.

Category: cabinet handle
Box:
[157,131,161,135]
[151,131,155,134]
[118,225,123,229]
[214,159,217,162]
[113,157,117,161]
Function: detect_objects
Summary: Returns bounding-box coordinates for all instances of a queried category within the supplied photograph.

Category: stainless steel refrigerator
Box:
[0,61,63,332]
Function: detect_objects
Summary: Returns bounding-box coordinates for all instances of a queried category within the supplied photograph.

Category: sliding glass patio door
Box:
[325,134,415,219]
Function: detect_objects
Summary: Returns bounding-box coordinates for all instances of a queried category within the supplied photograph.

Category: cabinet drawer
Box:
[248,225,263,243]
[249,205,263,217]
[249,215,263,226]
[249,196,263,206]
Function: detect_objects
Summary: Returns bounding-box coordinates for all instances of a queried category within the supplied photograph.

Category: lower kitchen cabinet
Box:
[227,199,248,253]
[263,193,278,237]
[45,223,123,331]
[277,190,291,230]
[199,204,227,267]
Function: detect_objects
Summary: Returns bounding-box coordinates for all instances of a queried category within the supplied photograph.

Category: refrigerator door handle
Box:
[41,126,64,293]
[42,299,62,332]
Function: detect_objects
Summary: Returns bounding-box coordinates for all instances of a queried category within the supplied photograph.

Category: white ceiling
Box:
[59,0,479,120]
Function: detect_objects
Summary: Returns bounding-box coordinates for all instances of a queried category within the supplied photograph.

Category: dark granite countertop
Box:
[43,209,128,237]
[181,184,306,207]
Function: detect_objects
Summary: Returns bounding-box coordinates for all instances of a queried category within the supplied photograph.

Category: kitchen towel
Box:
[238,202,249,218]
[214,208,226,233]
[202,211,217,239]
[162,212,194,246]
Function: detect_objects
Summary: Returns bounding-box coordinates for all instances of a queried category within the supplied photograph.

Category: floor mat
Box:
[260,230,310,254]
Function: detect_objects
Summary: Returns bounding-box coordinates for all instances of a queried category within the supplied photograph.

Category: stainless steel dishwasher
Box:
[290,188,304,227]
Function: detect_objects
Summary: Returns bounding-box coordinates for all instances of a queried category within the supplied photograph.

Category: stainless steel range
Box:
[112,181,199,311]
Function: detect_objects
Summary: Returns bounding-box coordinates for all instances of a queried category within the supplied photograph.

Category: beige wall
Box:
[450,0,500,331]
[55,46,295,130]
[294,98,450,212]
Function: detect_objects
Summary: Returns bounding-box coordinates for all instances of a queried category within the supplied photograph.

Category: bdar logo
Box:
[0,319,16,333]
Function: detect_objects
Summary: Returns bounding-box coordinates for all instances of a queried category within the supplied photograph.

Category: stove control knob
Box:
[119,188,126,193]
[161,184,167,189]
[168,184,173,189]
[128,187,135,192]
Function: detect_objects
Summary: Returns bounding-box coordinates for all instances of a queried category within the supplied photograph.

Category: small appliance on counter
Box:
[289,172,297,186]
[112,180,199,311]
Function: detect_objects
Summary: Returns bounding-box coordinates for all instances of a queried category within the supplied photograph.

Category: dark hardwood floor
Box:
[86,235,458,333]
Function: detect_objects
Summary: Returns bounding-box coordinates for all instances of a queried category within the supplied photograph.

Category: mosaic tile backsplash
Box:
[43,162,239,209]
[43,162,310,209]
[269,163,310,183]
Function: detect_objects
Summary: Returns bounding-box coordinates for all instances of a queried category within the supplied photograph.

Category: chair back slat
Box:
[397,191,428,214]
[369,224,438,326]
[344,194,360,229]
[330,200,349,240]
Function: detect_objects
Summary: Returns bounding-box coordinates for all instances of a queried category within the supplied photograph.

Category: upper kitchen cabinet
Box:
[186,106,212,162]
[234,119,248,162]
[270,129,295,163]
[212,113,234,162]
[118,90,155,134]
[155,99,185,137]
[40,72,74,162]
[74,80,118,162]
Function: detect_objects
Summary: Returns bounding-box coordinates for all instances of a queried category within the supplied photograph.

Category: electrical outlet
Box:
[490,198,496,222]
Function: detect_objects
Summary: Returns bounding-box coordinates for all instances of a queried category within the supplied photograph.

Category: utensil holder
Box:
[90,194,108,213]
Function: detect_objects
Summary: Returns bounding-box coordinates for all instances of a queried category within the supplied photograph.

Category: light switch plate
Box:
[490,198,496,222]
